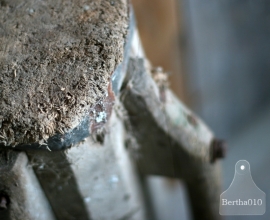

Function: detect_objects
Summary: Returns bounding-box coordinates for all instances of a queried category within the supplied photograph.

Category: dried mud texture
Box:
[0,0,128,146]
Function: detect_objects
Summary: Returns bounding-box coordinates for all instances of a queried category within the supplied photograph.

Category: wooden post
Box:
[121,58,223,220]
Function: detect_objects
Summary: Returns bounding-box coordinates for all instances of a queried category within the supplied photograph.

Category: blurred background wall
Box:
[132,0,270,140]
[131,0,186,102]
[182,0,270,139]
[131,0,270,220]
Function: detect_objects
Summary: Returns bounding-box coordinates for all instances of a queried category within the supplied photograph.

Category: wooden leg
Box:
[121,57,223,219]
[185,161,221,220]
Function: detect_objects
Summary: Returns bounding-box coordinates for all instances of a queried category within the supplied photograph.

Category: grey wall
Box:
[182,0,270,138]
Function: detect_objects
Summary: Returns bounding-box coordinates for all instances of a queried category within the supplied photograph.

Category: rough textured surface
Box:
[0,0,128,146]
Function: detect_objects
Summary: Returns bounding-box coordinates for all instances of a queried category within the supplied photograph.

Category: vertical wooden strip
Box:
[27,151,91,220]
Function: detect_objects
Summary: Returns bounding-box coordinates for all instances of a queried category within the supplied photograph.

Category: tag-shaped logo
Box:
[220,160,266,215]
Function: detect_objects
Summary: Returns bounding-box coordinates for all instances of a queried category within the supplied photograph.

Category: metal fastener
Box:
[210,138,226,163]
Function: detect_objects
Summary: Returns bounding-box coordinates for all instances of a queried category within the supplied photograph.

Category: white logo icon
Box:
[220,160,266,215]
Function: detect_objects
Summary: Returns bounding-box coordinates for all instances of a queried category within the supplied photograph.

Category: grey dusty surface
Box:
[0,150,55,220]
[25,109,147,220]
[0,0,128,147]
